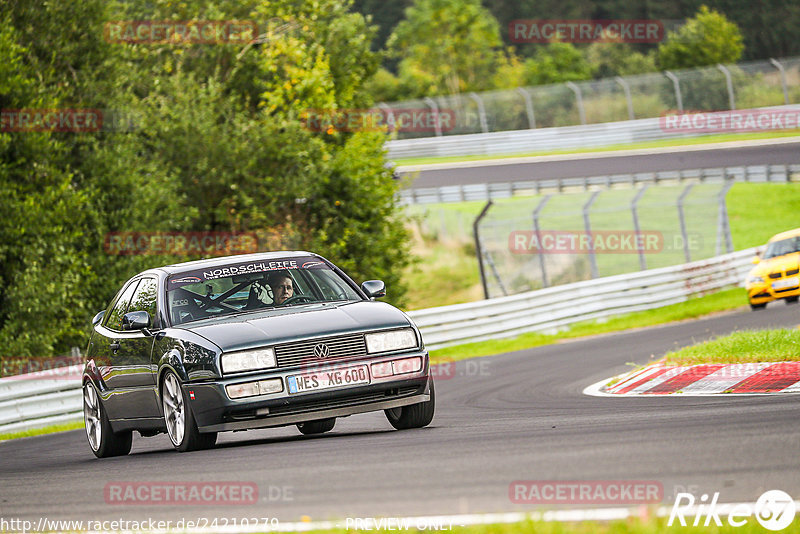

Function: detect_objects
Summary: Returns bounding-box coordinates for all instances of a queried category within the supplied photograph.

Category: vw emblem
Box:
[313,343,330,359]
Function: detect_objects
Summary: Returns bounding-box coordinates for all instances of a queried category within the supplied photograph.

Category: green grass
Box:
[0,420,83,441]
[394,131,800,167]
[728,183,800,249]
[662,328,800,366]
[430,288,745,363]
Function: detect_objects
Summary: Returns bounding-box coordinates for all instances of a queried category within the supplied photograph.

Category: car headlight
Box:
[365,328,418,353]
[747,275,765,285]
[221,348,276,374]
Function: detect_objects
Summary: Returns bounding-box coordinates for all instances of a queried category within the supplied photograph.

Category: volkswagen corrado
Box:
[82,252,434,457]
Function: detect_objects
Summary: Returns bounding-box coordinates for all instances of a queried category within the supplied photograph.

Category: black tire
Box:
[297,418,336,435]
[161,371,217,452]
[385,379,435,430]
[83,381,132,458]
[750,302,767,310]
[786,296,799,304]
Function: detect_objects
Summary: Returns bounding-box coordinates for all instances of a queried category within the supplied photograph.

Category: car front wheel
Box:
[385,379,435,430]
[161,371,217,452]
[750,302,767,310]
[83,381,132,458]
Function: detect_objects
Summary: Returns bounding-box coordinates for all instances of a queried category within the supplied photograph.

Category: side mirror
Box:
[122,310,151,331]
[361,280,386,299]
[92,310,105,326]
[751,256,760,264]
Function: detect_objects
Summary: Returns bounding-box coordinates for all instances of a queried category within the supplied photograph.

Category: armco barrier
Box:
[386,105,800,160]
[407,247,758,349]
[0,248,757,433]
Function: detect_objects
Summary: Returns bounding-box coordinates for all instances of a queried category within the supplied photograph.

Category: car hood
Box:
[750,253,800,277]
[180,301,414,352]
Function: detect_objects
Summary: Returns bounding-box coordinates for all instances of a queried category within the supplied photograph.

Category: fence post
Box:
[631,186,649,271]
[583,191,601,278]
[423,97,442,137]
[676,184,695,263]
[769,58,790,105]
[516,87,536,129]
[473,200,493,299]
[615,76,635,121]
[533,194,552,288]
[716,64,736,110]
[566,81,587,125]
[469,92,489,133]
[664,71,683,112]
[716,180,735,255]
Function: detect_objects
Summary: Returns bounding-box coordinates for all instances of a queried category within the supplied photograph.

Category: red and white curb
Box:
[584,362,800,397]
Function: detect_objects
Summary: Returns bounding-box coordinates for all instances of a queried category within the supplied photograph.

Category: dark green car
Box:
[82,252,434,457]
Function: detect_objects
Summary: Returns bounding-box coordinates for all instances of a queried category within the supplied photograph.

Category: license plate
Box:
[772,276,799,290]
[287,365,370,394]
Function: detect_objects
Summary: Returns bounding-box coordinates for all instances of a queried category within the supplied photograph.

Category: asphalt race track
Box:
[2,303,799,524]
[401,140,800,188]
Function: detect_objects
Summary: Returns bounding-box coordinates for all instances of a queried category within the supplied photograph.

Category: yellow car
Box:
[746,228,800,310]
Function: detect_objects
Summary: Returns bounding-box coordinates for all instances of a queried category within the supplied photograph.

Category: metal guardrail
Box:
[0,248,758,433]
[386,105,800,160]
[0,365,83,434]
[407,247,757,350]
[399,164,800,205]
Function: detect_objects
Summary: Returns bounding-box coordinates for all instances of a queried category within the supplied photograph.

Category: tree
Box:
[657,5,744,70]
[523,42,592,86]
[387,0,509,96]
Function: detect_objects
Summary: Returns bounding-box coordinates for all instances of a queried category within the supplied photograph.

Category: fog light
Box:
[393,357,422,375]
[371,362,394,378]
[258,378,284,394]
[226,381,260,399]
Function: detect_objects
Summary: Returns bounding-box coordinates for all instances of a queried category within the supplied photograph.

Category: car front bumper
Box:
[747,281,800,304]
[185,350,431,433]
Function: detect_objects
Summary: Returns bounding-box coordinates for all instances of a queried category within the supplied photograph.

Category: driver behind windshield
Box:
[245,270,295,308]
[268,271,294,305]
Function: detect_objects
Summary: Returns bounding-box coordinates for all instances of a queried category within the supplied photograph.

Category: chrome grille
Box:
[275,333,367,368]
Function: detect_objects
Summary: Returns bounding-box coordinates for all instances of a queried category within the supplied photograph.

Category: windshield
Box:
[763,237,800,259]
[166,257,362,325]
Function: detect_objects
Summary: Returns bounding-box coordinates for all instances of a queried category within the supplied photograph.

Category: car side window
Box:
[127,278,158,323]
[104,280,141,331]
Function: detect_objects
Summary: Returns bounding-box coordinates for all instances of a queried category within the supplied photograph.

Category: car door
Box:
[95,277,161,420]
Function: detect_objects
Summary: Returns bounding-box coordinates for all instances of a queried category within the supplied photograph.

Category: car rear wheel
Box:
[385,379,435,430]
[296,418,336,435]
[162,371,217,452]
[786,296,799,304]
[83,382,132,458]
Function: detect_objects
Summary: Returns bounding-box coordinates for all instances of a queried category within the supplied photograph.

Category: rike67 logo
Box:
[669,489,796,531]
